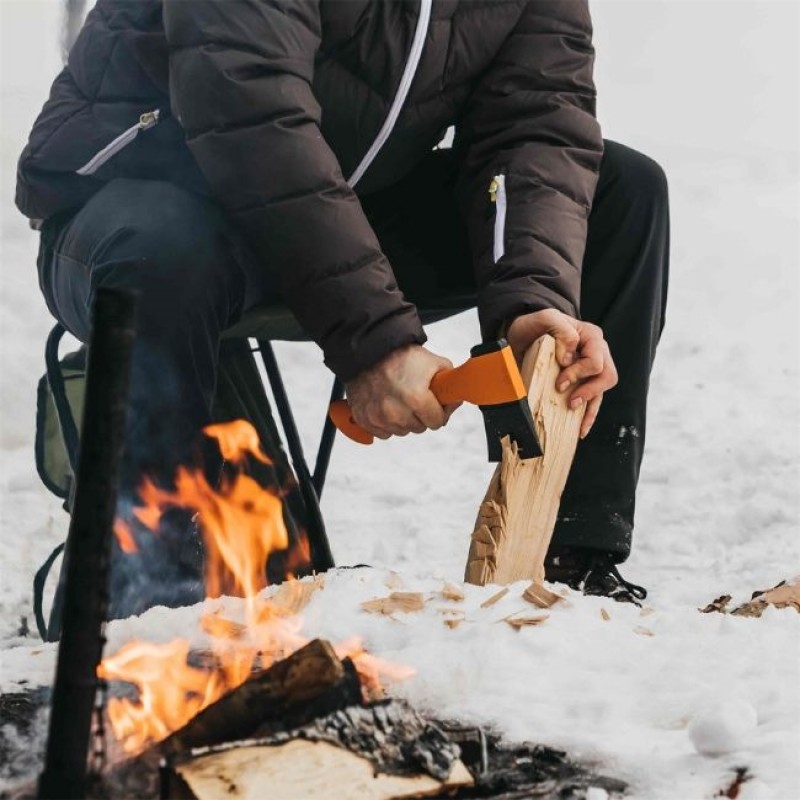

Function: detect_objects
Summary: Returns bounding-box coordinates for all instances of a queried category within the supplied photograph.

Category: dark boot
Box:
[545,547,648,606]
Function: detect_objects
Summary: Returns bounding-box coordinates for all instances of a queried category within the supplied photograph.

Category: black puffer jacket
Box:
[17,0,603,379]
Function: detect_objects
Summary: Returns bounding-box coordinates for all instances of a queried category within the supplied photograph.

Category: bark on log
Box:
[159,639,361,756]
[465,335,586,586]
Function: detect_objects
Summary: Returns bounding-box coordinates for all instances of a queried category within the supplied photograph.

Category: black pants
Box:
[38,140,669,562]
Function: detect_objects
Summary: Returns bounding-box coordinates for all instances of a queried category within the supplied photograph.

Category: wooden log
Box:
[159,639,361,756]
[165,701,473,800]
[465,335,586,586]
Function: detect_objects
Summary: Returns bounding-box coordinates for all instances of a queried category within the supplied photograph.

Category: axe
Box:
[329,339,542,461]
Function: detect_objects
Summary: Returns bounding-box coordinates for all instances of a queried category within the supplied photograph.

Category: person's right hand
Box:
[344,344,460,439]
[506,308,618,440]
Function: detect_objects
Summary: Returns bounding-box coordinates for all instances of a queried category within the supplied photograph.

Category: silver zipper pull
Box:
[139,110,160,130]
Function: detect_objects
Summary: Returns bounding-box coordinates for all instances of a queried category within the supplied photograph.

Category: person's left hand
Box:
[506,308,618,439]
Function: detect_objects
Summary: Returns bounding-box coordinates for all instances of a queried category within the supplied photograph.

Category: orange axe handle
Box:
[329,341,526,445]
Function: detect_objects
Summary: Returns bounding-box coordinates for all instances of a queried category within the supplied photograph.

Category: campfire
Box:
[100,420,412,754]
[85,419,624,800]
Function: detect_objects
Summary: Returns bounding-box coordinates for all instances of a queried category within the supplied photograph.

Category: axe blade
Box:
[480,397,542,462]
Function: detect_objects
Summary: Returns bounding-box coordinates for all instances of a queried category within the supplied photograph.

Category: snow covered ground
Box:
[1,1,798,798]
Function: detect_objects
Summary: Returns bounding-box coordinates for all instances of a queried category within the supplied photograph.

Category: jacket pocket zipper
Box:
[489,173,507,263]
[76,110,160,176]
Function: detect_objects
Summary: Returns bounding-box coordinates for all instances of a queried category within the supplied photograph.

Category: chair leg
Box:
[257,341,335,571]
[312,378,344,499]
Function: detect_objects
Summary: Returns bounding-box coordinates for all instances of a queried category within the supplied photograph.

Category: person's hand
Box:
[506,309,618,439]
[345,345,460,439]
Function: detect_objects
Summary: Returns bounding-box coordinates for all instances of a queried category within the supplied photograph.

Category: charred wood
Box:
[160,639,361,756]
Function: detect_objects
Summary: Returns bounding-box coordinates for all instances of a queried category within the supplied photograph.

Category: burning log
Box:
[465,335,585,587]
[160,639,362,756]
[162,700,473,800]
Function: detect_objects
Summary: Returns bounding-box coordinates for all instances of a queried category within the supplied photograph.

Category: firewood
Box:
[465,335,586,586]
[159,639,361,756]
[165,701,473,800]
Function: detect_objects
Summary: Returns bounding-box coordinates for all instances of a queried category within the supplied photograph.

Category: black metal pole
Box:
[312,378,344,499]
[38,288,137,800]
[257,341,335,571]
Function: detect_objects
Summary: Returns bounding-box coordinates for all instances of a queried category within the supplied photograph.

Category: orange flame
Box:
[101,420,409,754]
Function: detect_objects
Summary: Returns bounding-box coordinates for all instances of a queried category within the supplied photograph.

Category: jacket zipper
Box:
[347,0,432,188]
[76,109,160,177]
[490,174,507,263]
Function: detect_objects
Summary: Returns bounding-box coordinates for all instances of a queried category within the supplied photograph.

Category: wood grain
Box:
[464,335,586,586]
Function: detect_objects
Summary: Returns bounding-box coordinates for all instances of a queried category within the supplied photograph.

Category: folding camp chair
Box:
[35,299,475,639]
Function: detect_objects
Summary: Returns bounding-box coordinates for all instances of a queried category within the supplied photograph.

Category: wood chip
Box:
[699,595,732,614]
[201,613,246,640]
[600,608,611,622]
[271,575,325,615]
[756,578,800,613]
[634,626,655,637]
[440,610,466,630]
[730,599,768,618]
[480,587,509,608]
[522,582,563,609]
[502,613,549,630]
[361,592,425,615]
[639,607,655,617]
[440,582,465,602]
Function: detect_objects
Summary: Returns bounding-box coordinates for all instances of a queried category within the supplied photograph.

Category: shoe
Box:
[544,548,647,606]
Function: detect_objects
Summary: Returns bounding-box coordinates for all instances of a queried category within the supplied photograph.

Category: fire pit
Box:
[3,416,628,799]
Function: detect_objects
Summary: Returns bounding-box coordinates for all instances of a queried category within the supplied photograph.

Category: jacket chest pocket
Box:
[76,110,160,176]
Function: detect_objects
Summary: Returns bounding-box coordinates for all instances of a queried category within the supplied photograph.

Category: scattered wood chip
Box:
[503,613,549,630]
[700,579,800,618]
[634,626,655,637]
[201,613,246,640]
[639,607,655,617]
[755,578,800,613]
[730,599,768,618]
[361,592,425,615]
[699,595,732,614]
[600,608,611,622]
[440,610,466,630]
[522,582,563,609]
[480,587,509,609]
[440,582,465,602]
[271,575,325,615]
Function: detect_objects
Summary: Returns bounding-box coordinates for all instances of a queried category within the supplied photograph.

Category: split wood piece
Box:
[166,701,473,800]
[441,581,465,602]
[503,613,549,630]
[199,577,325,640]
[361,592,425,615]
[159,639,361,756]
[270,574,325,615]
[523,582,563,609]
[480,587,509,608]
[465,335,586,587]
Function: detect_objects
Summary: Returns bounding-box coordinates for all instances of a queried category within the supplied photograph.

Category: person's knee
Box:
[88,182,239,318]
[601,141,669,209]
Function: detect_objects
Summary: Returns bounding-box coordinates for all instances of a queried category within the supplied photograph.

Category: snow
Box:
[1,1,798,798]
